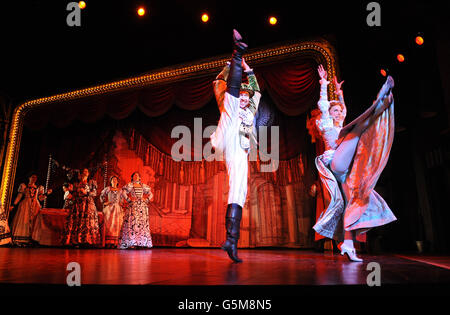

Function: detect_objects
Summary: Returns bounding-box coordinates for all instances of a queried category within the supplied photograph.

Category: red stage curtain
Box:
[24,58,319,129]
[258,59,318,116]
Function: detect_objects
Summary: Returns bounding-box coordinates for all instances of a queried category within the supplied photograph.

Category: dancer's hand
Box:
[317,65,329,84]
[242,57,251,72]
[333,77,344,94]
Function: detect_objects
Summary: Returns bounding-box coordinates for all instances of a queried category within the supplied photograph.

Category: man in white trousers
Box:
[210,30,261,262]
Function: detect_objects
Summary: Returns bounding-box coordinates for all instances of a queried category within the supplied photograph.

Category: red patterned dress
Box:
[62,179,100,246]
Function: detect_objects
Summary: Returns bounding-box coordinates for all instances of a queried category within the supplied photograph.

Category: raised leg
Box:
[331,92,393,176]
[226,29,247,97]
[330,129,362,176]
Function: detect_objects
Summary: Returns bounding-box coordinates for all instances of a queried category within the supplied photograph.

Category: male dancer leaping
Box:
[210,30,261,263]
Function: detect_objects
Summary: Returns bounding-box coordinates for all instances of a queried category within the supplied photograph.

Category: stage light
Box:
[201,13,209,23]
[415,36,424,45]
[380,69,387,77]
[397,54,405,63]
[269,16,277,25]
[137,7,146,17]
[78,1,86,9]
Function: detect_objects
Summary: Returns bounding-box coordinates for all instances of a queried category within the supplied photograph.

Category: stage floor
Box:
[0,247,449,288]
[1,247,450,298]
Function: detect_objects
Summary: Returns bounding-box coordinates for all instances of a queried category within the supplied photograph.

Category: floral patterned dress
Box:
[118,182,153,249]
[62,179,100,246]
[11,183,44,245]
[100,187,124,246]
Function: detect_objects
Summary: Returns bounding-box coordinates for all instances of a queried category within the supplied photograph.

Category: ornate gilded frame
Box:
[0,38,338,245]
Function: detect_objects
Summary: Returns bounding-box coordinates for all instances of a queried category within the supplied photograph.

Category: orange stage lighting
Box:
[137,7,146,16]
[269,16,277,25]
[201,13,209,23]
[415,36,424,45]
[380,69,387,77]
[78,1,86,9]
[397,54,405,63]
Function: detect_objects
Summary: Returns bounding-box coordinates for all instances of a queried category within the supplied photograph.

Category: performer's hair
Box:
[109,175,119,186]
[306,109,322,144]
[26,171,38,179]
[131,172,141,181]
[329,100,344,110]
[62,182,73,190]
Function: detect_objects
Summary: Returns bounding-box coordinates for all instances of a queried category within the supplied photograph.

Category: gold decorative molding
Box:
[0,39,338,244]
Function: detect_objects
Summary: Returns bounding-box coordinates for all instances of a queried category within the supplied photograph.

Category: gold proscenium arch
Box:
[0,39,338,245]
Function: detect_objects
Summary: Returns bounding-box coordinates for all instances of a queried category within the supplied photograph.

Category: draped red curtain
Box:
[24,58,319,129]
[15,57,320,248]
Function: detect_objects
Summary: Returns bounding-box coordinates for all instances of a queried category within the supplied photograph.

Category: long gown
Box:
[62,180,101,246]
[118,182,153,249]
[313,79,397,242]
[100,186,124,247]
[11,183,44,245]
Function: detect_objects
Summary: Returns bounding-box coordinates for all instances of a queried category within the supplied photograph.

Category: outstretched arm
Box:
[333,76,347,119]
[243,57,262,112]
[213,63,230,112]
[317,65,330,119]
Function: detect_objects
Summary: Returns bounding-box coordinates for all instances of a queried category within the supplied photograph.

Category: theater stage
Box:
[0,248,449,296]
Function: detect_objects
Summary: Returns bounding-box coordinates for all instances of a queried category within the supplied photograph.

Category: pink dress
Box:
[100,187,124,246]
[313,81,397,242]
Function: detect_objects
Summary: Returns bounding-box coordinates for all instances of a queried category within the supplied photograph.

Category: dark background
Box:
[1,0,449,253]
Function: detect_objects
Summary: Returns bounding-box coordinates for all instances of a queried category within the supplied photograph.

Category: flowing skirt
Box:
[62,198,101,246]
[118,200,153,249]
[11,198,40,244]
[313,100,397,242]
[103,203,124,246]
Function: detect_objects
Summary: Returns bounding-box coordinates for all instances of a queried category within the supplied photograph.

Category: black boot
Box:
[226,29,247,98]
[221,203,243,263]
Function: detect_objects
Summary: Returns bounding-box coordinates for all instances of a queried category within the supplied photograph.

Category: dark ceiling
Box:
[0,0,447,113]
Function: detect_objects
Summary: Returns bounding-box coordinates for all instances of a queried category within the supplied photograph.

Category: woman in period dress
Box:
[118,172,153,249]
[62,168,101,247]
[311,65,397,261]
[62,182,74,210]
[100,176,124,248]
[11,173,52,246]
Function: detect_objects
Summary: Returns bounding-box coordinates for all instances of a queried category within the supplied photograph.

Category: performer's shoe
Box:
[222,203,243,263]
[232,29,248,54]
[227,30,247,97]
[340,244,363,262]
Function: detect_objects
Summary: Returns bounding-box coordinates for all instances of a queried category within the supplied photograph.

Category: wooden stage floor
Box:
[0,247,449,296]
